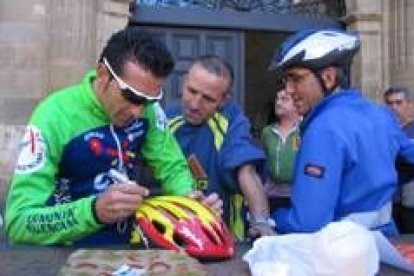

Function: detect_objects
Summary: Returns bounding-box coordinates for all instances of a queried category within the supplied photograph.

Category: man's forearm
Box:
[6,195,100,245]
[237,164,270,217]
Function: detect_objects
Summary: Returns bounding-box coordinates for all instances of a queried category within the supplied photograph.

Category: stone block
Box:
[103,0,129,17]
[0,43,43,71]
[0,98,38,125]
[0,124,26,211]
[0,0,47,23]
[0,22,45,44]
[0,71,45,98]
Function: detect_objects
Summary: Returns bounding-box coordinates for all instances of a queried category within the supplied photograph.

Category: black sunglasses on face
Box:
[103,57,163,105]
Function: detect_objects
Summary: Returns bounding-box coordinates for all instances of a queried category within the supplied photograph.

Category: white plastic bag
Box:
[243,221,379,276]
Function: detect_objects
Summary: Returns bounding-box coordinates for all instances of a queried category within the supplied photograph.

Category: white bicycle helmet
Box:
[270,29,360,72]
[270,29,360,93]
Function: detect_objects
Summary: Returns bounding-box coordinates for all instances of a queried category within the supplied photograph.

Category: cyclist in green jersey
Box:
[5,27,221,246]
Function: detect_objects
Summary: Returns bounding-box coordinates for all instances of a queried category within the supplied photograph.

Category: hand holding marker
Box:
[108,169,146,233]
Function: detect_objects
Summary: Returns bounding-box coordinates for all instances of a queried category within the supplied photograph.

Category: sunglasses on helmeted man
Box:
[103,57,163,105]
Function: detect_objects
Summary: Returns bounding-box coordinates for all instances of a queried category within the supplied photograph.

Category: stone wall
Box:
[0,0,47,125]
[0,125,25,205]
[345,0,414,99]
[0,0,130,126]
[388,0,414,91]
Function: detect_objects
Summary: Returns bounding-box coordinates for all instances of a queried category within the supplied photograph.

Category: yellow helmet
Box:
[135,195,234,260]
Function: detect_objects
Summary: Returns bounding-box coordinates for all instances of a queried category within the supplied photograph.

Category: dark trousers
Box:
[268,197,291,213]
[393,202,414,234]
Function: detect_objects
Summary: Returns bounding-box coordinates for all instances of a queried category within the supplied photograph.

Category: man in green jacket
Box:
[5,27,220,246]
[261,88,301,211]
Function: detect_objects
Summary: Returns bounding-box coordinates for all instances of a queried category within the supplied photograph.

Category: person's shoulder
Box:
[316,89,364,117]
[310,90,392,133]
[164,102,182,119]
[260,125,275,142]
[262,124,273,135]
[33,83,82,118]
[355,95,397,123]
[222,101,242,113]
[305,94,351,133]
[220,101,246,121]
[403,120,414,137]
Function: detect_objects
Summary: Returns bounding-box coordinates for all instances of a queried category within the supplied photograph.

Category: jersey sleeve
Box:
[141,103,194,195]
[274,120,344,233]
[219,111,266,192]
[5,105,101,245]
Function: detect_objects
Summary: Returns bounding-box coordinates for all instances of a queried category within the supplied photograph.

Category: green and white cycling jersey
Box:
[5,70,194,245]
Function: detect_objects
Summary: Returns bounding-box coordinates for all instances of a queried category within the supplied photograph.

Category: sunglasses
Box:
[103,57,163,105]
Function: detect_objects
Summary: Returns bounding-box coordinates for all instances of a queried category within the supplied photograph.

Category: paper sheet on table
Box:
[373,231,414,273]
[59,249,207,276]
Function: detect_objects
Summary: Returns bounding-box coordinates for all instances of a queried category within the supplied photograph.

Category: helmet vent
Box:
[174,202,197,216]
[213,222,226,244]
[160,208,180,221]
[172,232,185,248]
[152,219,166,234]
[202,225,219,245]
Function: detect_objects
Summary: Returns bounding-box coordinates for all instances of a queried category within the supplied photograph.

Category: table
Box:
[0,240,412,275]
[0,246,250,276]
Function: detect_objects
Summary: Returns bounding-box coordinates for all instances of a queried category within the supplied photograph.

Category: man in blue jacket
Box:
[166,56,274,240]
[269,29,414,237]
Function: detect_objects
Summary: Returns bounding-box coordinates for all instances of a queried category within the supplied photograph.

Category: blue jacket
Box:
[274,89,414,237]
[166,102,266,229]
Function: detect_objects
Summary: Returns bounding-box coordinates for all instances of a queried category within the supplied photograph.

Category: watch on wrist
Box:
[248,214,276,228]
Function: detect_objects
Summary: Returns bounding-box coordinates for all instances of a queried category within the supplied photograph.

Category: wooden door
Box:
[138,26,244,106]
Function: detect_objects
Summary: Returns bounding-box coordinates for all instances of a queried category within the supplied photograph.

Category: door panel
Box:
[137,26,244,107]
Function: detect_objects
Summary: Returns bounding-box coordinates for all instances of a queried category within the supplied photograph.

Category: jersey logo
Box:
[304,163,325,179]
[15,125,47,174]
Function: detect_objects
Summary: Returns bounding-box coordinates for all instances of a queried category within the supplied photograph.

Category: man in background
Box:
[261,87,301,211]
[384,85,414,233]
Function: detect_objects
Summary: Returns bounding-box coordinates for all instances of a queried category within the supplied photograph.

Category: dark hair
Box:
[99,27,174,78]
[192,55,234,90]
[334,67,349,89]
[384,85,414,102]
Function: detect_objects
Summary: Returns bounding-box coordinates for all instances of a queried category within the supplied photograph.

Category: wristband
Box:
[91,197,103,224]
